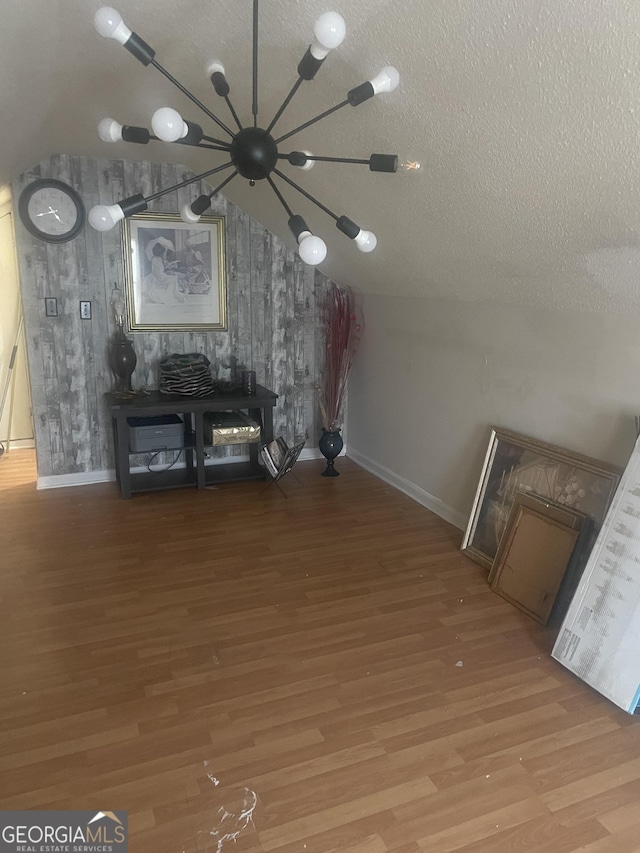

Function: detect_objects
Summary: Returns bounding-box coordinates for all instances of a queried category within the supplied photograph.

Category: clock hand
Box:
[35,206,63,223]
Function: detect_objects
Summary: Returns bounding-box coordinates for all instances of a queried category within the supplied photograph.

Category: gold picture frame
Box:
[123,211,227,331]
[461,427,622,571]
[489,491,588,625]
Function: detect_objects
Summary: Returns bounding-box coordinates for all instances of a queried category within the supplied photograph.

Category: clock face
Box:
[18,179,86,243]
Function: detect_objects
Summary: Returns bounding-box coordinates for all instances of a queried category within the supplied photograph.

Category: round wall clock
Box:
[18,179,86,243]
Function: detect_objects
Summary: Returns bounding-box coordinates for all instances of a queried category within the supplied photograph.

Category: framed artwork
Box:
[461,427,622,571]
[123,212,227,331]
[490,491,588,625]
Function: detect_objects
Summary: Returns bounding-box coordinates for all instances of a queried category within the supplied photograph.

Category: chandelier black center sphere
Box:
[230,128,279,181]
[89,2,412,266]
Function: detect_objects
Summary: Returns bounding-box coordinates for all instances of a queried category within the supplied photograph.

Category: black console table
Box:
[106,385,278,499]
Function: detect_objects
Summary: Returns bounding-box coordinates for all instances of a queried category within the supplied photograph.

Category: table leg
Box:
[114,414,132,499]
[262,405,274,444]
[183,412,195,479]
[195,411,206,489]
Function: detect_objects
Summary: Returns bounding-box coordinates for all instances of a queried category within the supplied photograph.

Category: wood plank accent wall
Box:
[12,154,331,478]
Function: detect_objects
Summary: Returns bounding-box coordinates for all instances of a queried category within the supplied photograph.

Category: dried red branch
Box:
[320,283,364,430]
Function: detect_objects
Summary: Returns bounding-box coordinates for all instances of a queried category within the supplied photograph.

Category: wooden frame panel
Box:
[490,493,586,624]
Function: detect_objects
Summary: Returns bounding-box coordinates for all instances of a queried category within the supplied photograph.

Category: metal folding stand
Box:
[260,440,306,498]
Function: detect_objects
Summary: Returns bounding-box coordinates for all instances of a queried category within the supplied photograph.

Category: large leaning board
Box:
[552,436,640,713]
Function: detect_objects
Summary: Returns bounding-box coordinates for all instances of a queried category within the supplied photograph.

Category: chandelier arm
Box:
[145,162,235,203]
[275,99,350,145]
[205,170,239,199]
[272,168,338,221]
[184,171,239,219]
[265,176,294,219]
[267,178,327,263]
[252,0,259,127]
[208,66,243,130]
[225,96,243,131]
[280,153,370,166]
[149,58,235,138]
[265,77,304,136]
[201,134,232,148]
[183,143,233,152]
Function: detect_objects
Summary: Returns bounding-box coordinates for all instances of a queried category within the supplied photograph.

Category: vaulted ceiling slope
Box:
[4,1,640,311]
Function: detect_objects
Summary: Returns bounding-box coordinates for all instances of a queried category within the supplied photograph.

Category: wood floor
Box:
[2,449,640,852]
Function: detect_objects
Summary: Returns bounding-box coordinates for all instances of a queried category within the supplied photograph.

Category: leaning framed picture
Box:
[122,211,227,331]
[461,427,622,571]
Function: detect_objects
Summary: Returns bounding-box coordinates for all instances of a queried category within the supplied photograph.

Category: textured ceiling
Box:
[4,0,640,311]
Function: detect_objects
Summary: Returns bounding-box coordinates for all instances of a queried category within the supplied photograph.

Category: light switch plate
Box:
[80,301,91,319]
[45,298,58,317]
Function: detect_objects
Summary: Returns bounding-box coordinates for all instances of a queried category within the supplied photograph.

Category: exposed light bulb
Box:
[94,7,131,44]
[207,61,230,97]
[98,118,123,142]
[180,202,201,224]
[88,204,124,231]
[298,233,327,265]
[398,159,422,175]
[298,151,315,171]
[313,12,346,52]
[151,107,187,142]
[370,66,400,95]
[354,230,377,253]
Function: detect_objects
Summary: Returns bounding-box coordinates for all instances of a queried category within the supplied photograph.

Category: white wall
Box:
[346,294,640,529]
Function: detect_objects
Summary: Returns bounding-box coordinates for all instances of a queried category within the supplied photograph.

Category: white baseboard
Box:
[299,447,320,460]
[347,447,467,530]
[0,438,35,450]
[37,469,116,490]
[36,445,330,490]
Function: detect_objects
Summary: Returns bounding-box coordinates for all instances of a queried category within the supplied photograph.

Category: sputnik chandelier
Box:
[89,2,408,265]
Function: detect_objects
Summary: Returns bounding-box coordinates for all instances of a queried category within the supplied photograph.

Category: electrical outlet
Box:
[45,298,58,317]
[80,301,92,320]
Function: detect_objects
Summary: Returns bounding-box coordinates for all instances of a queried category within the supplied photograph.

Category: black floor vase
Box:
[319,428,343,477]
